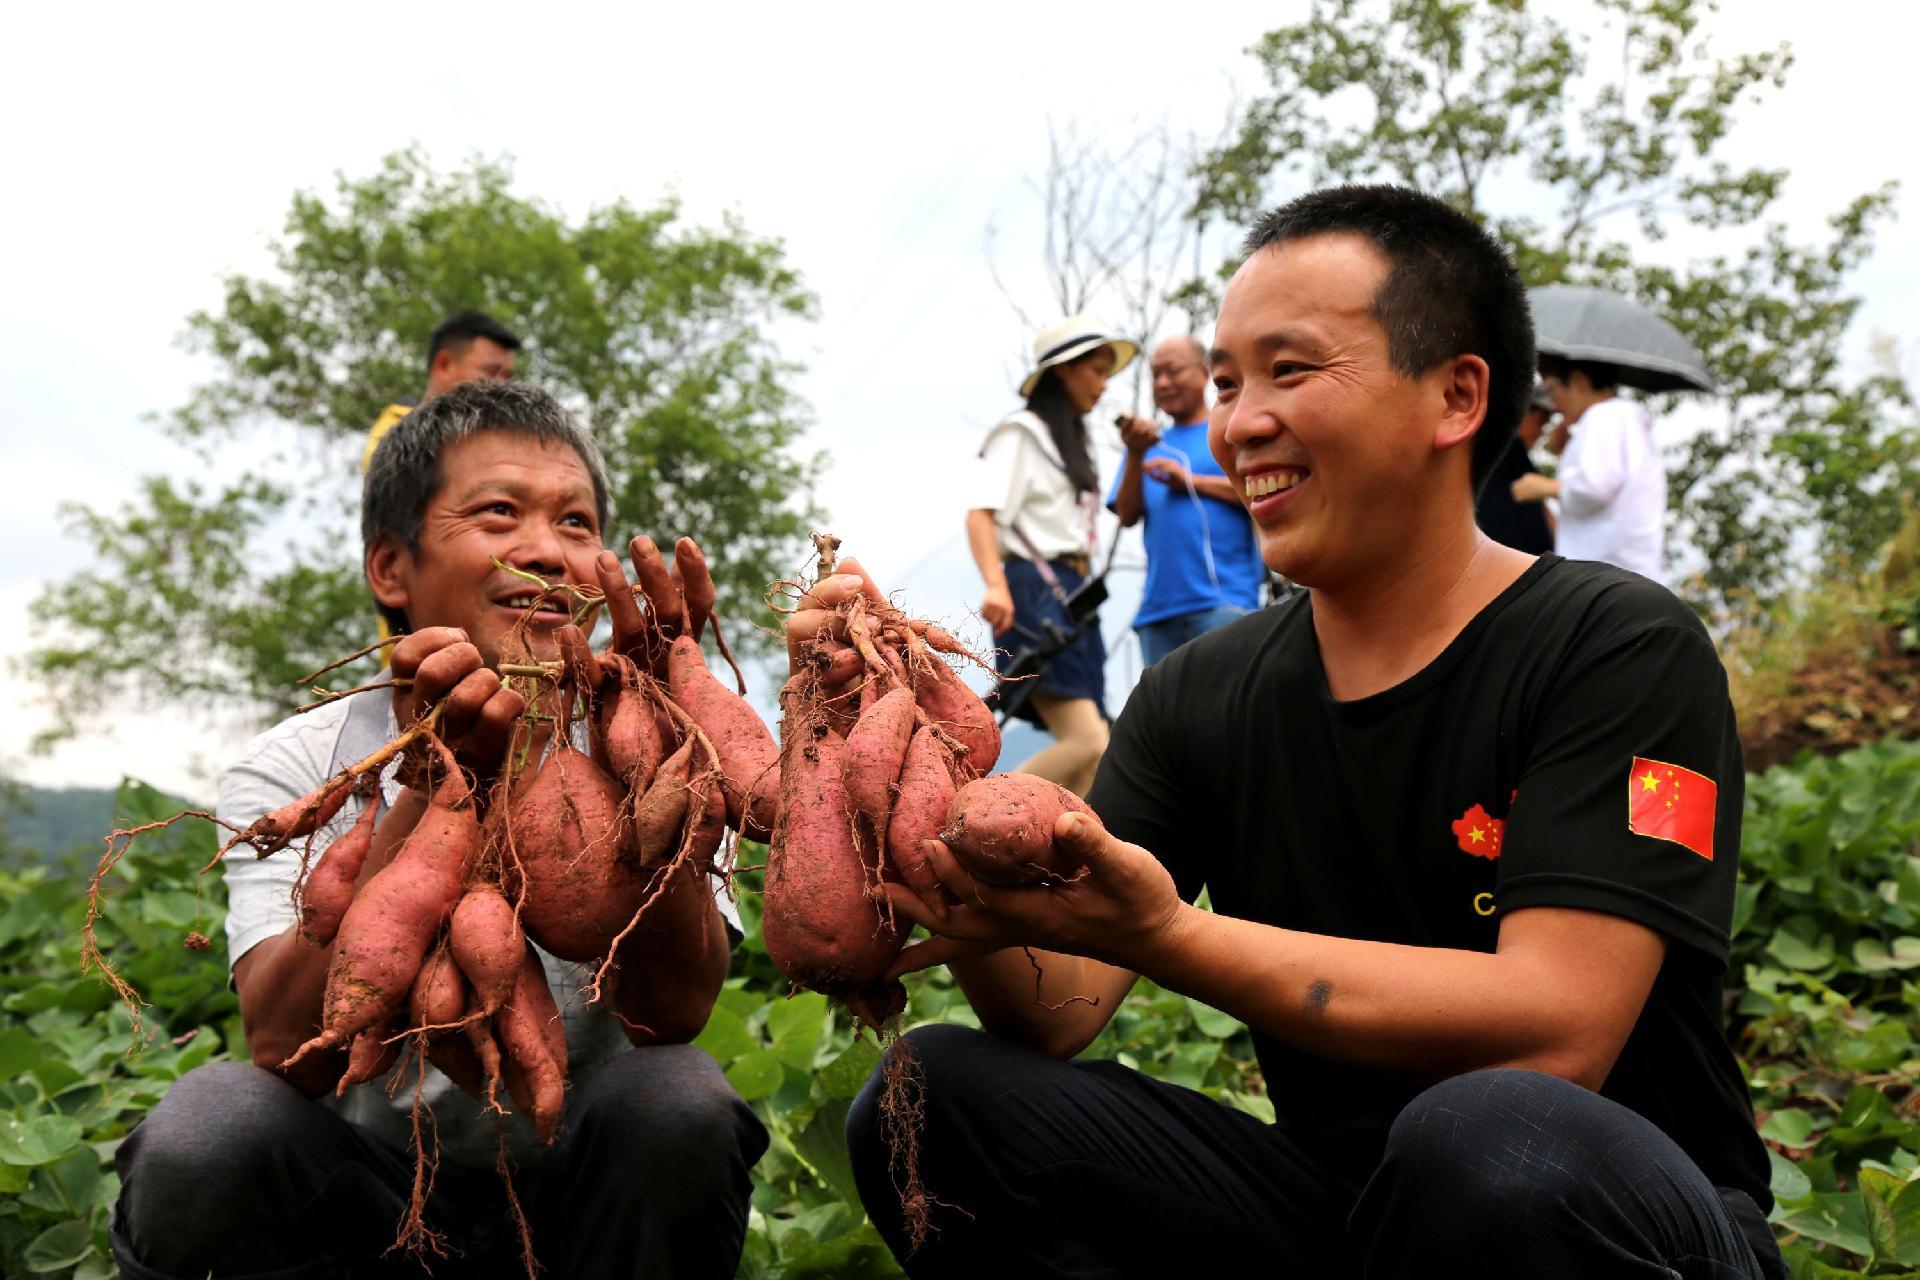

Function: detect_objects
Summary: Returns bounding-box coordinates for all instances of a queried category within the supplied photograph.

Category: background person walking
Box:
[1110,336,1266,664]
[966,315,1134,796]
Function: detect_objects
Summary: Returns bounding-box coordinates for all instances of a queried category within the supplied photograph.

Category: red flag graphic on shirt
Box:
[1626,757,1717,860]
[1451,804,1504,859]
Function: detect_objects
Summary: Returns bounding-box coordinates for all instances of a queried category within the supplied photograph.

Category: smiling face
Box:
[1208,233,1483,590]
[365,430,604,667]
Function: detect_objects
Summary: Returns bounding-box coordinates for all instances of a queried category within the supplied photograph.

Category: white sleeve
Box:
[1559,410,1629,515]
[966,426,1033,526]
[217,717,350,967]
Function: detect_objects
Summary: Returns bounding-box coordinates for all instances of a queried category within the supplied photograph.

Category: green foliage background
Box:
[4,742,1919,1276]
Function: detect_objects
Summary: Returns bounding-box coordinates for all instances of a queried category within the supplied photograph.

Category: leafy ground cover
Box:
[4,742,1919,1277]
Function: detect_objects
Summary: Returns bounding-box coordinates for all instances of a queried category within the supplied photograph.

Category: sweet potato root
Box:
[843,685,915,844]
[886,726,959,901]
[763,681,903,1019]
[449,885,523,1016]
[507,742,645,963]
[667,634,779,840]
[287,737,479,1066]
[496,945,567,1142]
[939,773,1101,886]
[298,793,381,946]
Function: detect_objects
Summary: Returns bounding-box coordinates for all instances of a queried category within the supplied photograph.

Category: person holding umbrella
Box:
[1512,286,1717,584]
[966,315,1135,796]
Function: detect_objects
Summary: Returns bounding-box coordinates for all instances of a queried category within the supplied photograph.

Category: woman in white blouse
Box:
[965,315,1135,795]
[1513,356,1668,584]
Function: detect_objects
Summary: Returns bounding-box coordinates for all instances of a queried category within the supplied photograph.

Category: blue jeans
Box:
[1136,604,1251,666]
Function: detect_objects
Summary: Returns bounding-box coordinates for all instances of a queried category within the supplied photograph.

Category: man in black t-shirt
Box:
[791,186,1781,1278]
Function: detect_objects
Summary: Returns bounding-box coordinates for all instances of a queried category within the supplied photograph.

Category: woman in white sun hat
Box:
[965,314,1136,796]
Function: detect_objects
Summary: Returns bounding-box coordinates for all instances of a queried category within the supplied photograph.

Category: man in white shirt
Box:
[110,381,765,1280]
[1512,357,1667,582]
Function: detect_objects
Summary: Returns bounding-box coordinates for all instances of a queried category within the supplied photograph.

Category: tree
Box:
[1191,0,1917,618]
[987,118,1232,406]
[27,149,821,744]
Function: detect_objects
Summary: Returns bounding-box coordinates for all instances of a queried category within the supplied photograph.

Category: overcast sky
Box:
[3,0,1914,801]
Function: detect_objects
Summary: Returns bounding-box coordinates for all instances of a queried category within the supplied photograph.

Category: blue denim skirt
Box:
[992,556,1108,728]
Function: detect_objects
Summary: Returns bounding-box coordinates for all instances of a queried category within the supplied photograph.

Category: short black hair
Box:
[1242,186,1535,494]
[362,381,609,634]
[426,310,522,374]
[1537,354,1621,393]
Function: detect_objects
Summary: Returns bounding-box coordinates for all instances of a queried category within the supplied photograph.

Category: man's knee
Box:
[569,1045,766,1193]
[846,1024,1022,1184]
[1379,1068,1591,1222]
[118,1060,309,1193]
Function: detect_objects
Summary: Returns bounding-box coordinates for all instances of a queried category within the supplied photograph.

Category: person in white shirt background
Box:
[966,315,1136,796]
[1512,356,1668,583]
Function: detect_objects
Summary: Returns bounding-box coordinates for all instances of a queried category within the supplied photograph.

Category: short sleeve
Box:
[1103,456,1126,513]
[1497,618,1744,962]
[1085,664,1206,902]
[218,728,340,966]
[966,425,1030,520]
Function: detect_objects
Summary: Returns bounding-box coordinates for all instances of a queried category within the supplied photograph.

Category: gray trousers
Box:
[111,1046,767,1279]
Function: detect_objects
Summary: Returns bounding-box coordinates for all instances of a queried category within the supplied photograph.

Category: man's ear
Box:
[365,537,413,617]
[1433,353,1491,454]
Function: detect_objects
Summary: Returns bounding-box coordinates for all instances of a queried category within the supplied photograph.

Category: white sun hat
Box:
[1018,314,1138,398]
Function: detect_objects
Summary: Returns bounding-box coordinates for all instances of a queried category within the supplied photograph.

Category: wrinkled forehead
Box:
[435,430,596,500]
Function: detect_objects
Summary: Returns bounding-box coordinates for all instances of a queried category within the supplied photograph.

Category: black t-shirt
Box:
[1087,555,1769,1206]
[1475,438,1554,554]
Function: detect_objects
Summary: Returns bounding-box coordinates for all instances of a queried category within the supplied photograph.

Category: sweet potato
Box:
[338,1018,403,1092]
[287,738,479,1065]
[843,686,915,844]
[449,885,522,1016]
[667,634,779,839]
[427,1029,491,1103]
[230,775,354,858]
[508,743,645,963]
[939,773,1101,886]
[591,653,666,790]
[913,655,1000,776]
[763,684,903,1011]
[631,736,694,867]
[409,943,468,1029]
[496,945,567,1142]
[886,726,959,901]
[298,793,380,946]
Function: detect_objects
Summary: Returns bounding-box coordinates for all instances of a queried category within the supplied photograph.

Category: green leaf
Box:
[1855,937,1920,972]
[1834,1021,1912,1075]
[1184,998,1242,1039]
[0,1115,84,1166]
[1775,1188,1871,1258]
[1760,1108,1819,1148]
[1768,1148,1811,1201]
[23,1220,94,1272]
[692,1006,756,1066]
[768,993,828,1070]
[775,1223,902,1280]
[725,1050,785,1102]
[0,1027,42,1080]
[817,1037,882,1101]
[1766,929,1835,971]
[787,1098,861,1206]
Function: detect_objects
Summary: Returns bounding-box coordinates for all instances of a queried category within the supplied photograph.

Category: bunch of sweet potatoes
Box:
[763,544,1005,1028]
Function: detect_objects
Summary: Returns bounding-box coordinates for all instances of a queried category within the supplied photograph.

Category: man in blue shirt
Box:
[1109,335,1267,665]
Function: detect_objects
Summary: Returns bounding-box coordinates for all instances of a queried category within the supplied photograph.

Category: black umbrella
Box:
[1529,285,1716,394]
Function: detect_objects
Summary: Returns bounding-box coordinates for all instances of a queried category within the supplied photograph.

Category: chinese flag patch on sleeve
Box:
[1626,757,1717,860]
